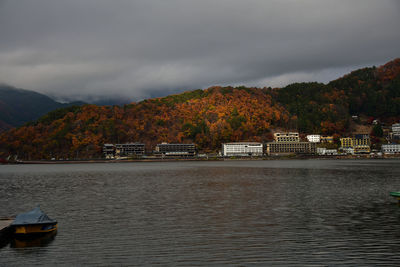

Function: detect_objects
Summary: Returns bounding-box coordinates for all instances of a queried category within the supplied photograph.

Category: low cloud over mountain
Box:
[0,0,399,102]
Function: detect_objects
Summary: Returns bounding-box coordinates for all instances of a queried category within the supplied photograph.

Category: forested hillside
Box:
[0,58,399,159]
[0,85,85,131]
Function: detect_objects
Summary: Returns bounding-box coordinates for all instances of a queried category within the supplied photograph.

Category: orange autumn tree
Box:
[1,58,400,160]
[0,86,288,159]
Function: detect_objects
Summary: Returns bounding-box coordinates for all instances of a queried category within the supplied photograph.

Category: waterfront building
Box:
[266,142,316,155]
[317,148,338,156]
[115,143,145,157]
[392,123,400,134]
[342,147,355,155]
[354,145,371,154]
[340,134,370,154]
[155,143,196,157]
[320,136,334,143]
[274,132,300,143]
[317,147,325,155]
[391,123,400,139]
[103,144,115,159]
[325,149,338,155]
[353,134,371,154]
[306,135,321,143]
[340,138,353,148]
[222,142,263,157]
[354,134,371,146]
[382,144,400,154]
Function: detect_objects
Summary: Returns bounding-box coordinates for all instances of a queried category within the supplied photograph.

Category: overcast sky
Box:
[0,0,399,102]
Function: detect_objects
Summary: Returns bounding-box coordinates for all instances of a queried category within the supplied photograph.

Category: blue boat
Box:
[11,206,57,236]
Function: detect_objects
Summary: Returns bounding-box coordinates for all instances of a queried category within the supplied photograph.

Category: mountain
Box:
[0,85,85,131]
[0,58,399,159]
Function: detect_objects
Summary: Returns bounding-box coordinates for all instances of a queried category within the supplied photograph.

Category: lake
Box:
[1,159,400,266]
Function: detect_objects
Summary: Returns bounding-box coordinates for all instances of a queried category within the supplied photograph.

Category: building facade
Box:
[354,134,371,146]
[103,144,115,158]
[354,145,370,154]
[155,143,196,157]
[266,142,316,155]
[115,143,145,157]
[103,143,145,158]
[222,142,263,157]
[340,134,371,154]
[340,138,353,148]
[317,147,338,156]
[391,123,400,139]
[392,123,400,134]
[274,132,300,143]
[342,147,355,155]
[382,144,400,154]
[353,134,371,153]
[306,135,321,143]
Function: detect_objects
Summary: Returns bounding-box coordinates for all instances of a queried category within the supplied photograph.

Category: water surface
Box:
[1,159,400,266]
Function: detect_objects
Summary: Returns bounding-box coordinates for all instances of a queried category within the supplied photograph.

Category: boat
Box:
[390,192,400,203]
[11,206,57,236]
[11,230,57,248]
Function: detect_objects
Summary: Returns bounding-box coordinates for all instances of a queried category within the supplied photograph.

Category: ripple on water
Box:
[1,160,400,265]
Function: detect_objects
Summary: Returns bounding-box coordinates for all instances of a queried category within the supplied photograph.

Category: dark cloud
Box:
[0,0,399,101]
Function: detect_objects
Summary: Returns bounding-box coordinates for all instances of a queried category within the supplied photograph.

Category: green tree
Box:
[372,123,383,137]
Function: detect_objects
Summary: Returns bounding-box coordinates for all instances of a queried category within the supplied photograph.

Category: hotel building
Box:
[222,142,263,157]
[266,132,316,155]
[155,143,196,157]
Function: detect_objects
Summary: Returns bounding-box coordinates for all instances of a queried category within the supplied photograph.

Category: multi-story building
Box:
[353,134,371,154]
[222,142,263,157]
[342,147,355,155]
[306,135,321,143]
[115,143,145,157]
[325,149,338,156]
[155,143,196,157]
[317,148,338,156]
[354,134,371,146]
[340,137,353,148]
[382,144,400,154]
[103,144,115,158]
[340,134,371,154]
[274,132,300,143]
[354,145,370,154]
[391,123,400,139]
[267,132,316,155]
[392,123,400,134]
[266,142,316,155]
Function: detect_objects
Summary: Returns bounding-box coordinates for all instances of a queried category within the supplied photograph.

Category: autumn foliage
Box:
[0,87,289,159]
[1,58,399,159]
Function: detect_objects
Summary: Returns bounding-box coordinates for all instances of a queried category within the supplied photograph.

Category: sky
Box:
[0,0,399,103]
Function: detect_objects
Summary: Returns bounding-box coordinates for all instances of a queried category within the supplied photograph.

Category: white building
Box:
[317,147,326,155]
[382,144,400,154]
[392,123,400,139]
[317,147,338,155]
[222,142,263,157]
[342,147,355,155]
[392,123,400,134]
[103,144,115,159]
[307,135,321,143]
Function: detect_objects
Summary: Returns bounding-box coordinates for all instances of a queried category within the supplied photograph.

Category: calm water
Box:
[1,159,400,266]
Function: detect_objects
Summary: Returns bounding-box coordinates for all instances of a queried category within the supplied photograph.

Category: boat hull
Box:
[390,192,400,198]
[14,223,58,236]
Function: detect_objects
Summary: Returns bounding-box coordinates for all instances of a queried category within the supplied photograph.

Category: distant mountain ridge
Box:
[0,58,399,159]
[0,85,85,131]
